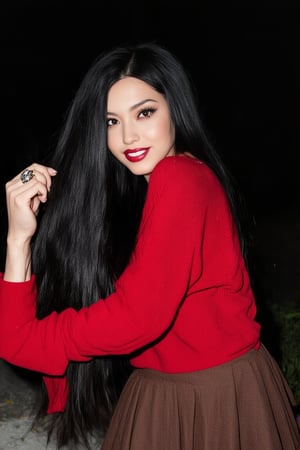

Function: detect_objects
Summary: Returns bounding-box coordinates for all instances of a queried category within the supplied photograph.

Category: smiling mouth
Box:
[124,148,150,162]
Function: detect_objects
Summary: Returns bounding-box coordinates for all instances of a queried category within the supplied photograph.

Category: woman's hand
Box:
[4,163,57,282]
[6,163,57,242]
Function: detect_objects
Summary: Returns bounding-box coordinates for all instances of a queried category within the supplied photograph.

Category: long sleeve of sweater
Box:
[0,157,210,375]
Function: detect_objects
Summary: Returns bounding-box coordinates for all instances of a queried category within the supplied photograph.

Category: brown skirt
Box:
[101,345,300,450]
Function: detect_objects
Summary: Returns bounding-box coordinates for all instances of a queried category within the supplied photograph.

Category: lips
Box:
[124,147,150,162]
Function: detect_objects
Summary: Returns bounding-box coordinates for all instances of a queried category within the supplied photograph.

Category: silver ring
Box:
[20,169,34,184]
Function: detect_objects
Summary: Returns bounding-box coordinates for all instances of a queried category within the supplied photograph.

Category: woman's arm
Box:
[0,158,210,375]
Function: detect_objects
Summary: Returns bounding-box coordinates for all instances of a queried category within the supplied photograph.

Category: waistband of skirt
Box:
[132,344,264,384]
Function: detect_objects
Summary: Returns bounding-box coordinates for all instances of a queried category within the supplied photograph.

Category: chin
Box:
[129,161,157,177]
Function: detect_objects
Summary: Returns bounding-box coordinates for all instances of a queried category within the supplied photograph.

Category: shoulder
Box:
[141,155,230,232]
[149,155,223,201]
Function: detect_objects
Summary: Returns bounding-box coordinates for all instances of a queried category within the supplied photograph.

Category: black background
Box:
[0,1,299,311]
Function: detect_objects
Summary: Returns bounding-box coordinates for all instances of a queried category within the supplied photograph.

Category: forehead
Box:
[107,77,162,109]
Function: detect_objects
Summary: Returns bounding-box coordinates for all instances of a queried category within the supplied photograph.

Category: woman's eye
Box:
[138,108,156,119]
[107,118,118,127]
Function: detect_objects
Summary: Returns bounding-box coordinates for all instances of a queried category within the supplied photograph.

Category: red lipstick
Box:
[124,147,150,162]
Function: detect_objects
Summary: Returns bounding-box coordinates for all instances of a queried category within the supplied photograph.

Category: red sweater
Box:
[0,155,261,413]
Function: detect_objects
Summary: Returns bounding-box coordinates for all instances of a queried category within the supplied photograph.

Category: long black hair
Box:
[32,41,252,448]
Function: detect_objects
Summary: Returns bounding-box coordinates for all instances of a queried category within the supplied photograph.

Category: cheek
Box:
[147,117,174,141]
[107,132,118,155]
[160,119,175,144]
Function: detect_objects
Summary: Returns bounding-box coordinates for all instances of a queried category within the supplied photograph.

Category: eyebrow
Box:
[107,98,158,116]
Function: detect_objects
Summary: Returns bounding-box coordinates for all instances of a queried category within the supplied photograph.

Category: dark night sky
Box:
[0,2,299,287]
[0,2,298,210]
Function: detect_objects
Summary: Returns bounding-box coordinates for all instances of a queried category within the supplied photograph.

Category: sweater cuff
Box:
[0,272,37,358]
[0,272,36,286]
[0,272,37,310]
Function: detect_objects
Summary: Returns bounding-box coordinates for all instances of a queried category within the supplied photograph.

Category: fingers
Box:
[6,163,57,200]
[5,163,57,242]
[17,163,57,191]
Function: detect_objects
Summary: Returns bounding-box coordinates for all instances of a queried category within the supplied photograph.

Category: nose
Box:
[122,121,139,145]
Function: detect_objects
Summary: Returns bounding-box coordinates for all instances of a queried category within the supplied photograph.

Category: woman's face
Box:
[106,77,175,181]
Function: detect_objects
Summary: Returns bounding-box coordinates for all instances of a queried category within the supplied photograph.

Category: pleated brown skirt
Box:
[101,344,300,450]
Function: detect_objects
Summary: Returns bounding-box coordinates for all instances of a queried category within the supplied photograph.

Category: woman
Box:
[0,42,299,449]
